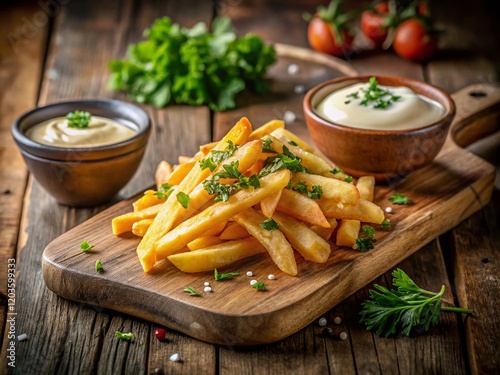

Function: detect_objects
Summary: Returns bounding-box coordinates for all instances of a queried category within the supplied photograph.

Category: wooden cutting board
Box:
[42,69,499,346]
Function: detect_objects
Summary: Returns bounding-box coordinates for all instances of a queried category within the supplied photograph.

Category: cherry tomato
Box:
[360,2,390,48]
[393,18,438,61]
[155,327,167,341]
[307,17,354,57]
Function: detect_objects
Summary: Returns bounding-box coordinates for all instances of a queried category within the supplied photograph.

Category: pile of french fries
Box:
[112,117,384,276]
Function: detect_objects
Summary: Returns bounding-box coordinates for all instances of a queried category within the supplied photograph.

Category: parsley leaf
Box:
[346,77,401,110]
[359,268,473,337]
[108,17,276,111]
[260,218,279,230]
[199,140,238,172]
[381,219,391,230]
[115,331,134,340]
[214,268,239,281]
[389,193,411,205]
[176,192,191,208]
[288,140,298,146]
[288,181,323,199]
[154,183,173,199]
[80,240,94,252]
[184,287,201,296]
[95,260,104,273]
[202,161,260,202]
[66,110,91,129]
[252,281,266,290]
[353,225,376,252]
[330,167,344,174]
[262,138,277,154]
[259,145,310,177]
[344,176,353,183]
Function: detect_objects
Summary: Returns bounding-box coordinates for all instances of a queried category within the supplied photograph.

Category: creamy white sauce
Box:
[27,115,136,148]
[315,82,446,130]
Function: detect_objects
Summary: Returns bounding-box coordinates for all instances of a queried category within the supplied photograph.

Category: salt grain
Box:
[204,282,210,287]
[246,271,253,277]
[17,333,28,341]
[333,316,342,325]
[339,332,348,340]
[385,207,393,213]
[287,63,299,75]
[294,84,305,94]
[250,280,258,286]
[267,274,276,280]
[318,317,327,327]
[204,286,212,293]
[170,353,180,362]
[283,111,296,123]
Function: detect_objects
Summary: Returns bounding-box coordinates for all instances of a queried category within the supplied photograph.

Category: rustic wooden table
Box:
[1,0,499,374]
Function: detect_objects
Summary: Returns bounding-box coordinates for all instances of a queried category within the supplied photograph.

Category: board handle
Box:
[449,83,500,148]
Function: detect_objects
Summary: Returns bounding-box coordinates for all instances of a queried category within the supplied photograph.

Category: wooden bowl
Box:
[303,75,456,182]
[12,99,151,206]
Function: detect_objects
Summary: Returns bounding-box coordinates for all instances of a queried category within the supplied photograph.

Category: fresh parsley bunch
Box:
[360,268,472,337]
[108,17,276,111]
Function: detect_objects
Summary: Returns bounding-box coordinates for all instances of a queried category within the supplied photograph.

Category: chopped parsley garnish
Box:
[360,268,473,337]
[262,138,277,153]
[330,167,344,174]
[199,140,238,172]
[344,176,353,183]
[115,331,134,340]
[260,218,279,230]
[154,183,174,199]
[288,180,323,199]
[353,225,376,252]
[389,193,412,205]
[66,110,92,129]
[203,161,260,202]
[347,77,401,110]
[381,219,391,230]
[259,145,311,177]
[214,269,239,281]
[95,260,104,273]
[184,287,201,296]
[288,140,298,146]
[176,192,191,208]
[252,281,266,290]
[80,240,94,252]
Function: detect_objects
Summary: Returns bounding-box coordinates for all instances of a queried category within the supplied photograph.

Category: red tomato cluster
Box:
[306,0,439,62]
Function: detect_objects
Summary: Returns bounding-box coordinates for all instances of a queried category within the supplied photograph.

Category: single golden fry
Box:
[199,141,218,156]
[155,169,292,261]
[133,190,165,212]
[204,220,228,237]
[178,155,191,164]
[310,218,338,241]
[219,222,251,240]
[155,161,173,188]
[356,176,375,202]
[248,119,285,140]
[167,160,197,186]
[272,211,331,263]
[277,188,330,228]
[291,172,360,206]
[132,219,154,237]
[318,198,384,224]
[336,175,376,247]
[234,208,298,276]
[187,236,224,251]
[336,220,361,247]
[260,189,282,218]
[112,204,162,235]
[137,117,253,272]
[270,128,315,153]
[167,237,266,273]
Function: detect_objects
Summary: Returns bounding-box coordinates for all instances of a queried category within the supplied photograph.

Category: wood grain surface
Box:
[41,80,497,345]
[2,0,499,373]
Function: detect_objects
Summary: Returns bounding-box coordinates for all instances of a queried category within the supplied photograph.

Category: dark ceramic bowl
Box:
[303,75,456,182]
[12,99,151,206]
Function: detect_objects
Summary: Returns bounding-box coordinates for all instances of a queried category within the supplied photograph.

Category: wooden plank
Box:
[7,0,215,373]
[41,44,498,349]
[0,2,49,372]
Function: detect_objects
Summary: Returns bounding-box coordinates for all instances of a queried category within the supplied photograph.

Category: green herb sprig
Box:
[347,77,401,110]
[199,141,238,172]
[66,110,91,129]
[184,287,201,296]
[252,281,266,291]
[389,193,412,205]
[80,240,94,253]
[115,331,134,340]
[259,145,311,177]
[214,269,239,281]
[353,225,376,252]
[360,268,473,337]
[154,183,174,199]
[95,260,104,273]
[260,218,279,230]
[287,181,323,200]
[176,192,191,208]
[203,161,260,202]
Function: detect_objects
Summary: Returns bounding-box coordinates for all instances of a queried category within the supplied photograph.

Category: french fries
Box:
[111,117,387,276]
